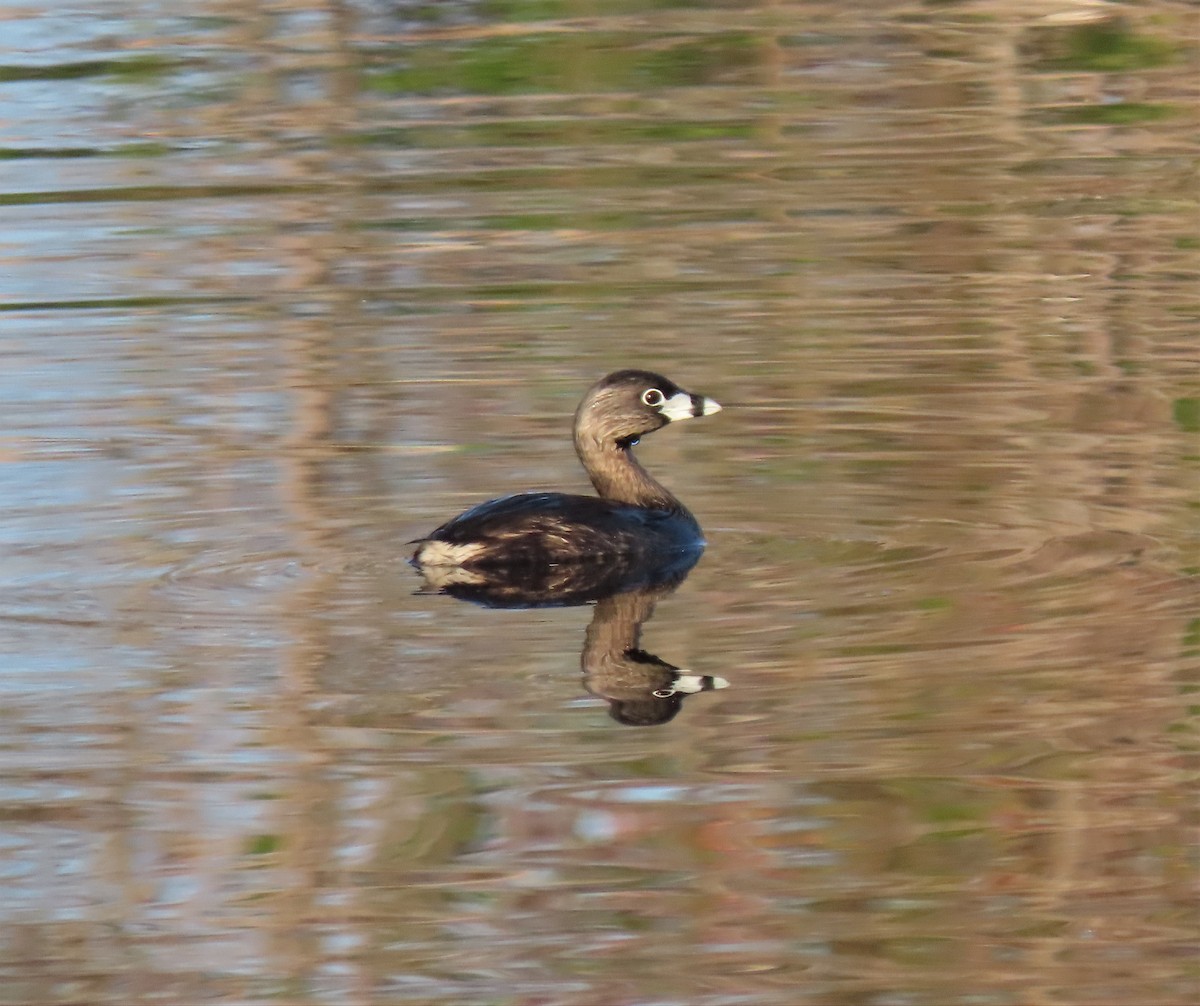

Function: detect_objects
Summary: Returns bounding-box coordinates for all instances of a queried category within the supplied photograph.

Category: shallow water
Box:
[2,2,1198,1004]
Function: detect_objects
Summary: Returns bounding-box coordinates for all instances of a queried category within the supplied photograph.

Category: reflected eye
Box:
[641,388,665,407]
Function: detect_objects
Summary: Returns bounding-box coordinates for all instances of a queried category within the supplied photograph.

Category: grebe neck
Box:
[573,433,686,513]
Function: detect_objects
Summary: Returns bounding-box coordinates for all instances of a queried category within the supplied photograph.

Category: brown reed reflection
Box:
[415,549,727,726]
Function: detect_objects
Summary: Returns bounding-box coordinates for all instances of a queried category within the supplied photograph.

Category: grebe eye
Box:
[641,388,665,407]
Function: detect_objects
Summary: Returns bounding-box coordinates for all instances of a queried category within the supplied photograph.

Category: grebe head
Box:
[574,370,721,450]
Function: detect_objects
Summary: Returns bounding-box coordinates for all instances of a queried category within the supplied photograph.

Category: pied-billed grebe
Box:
[411,370,721,568]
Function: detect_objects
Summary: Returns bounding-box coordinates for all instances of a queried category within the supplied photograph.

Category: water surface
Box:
[2,2,1198,1004]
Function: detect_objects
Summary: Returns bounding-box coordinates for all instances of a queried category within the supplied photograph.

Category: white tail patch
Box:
[417,563,486,589]
[413,540,486,567]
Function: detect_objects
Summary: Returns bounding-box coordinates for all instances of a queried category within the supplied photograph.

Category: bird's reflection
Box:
[414,548,727,726]
[578,578,727,726]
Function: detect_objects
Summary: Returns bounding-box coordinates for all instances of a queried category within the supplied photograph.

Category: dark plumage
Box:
[411,370,721,569]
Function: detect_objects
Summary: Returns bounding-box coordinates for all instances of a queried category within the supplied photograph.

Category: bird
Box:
[411,369,721,570]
